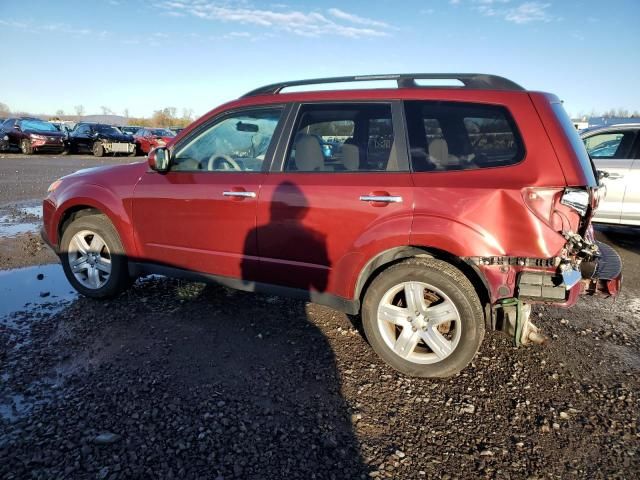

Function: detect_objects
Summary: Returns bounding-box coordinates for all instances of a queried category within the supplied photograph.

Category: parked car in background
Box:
[1,117,67,154]
[169,127,184,135]
[134,128,176,155]
[49,120,76,134]
[581,124,640,226]
[68,123,136,157]
[120,126,142,136]
[0,131,10,152]
[41,73,622,378]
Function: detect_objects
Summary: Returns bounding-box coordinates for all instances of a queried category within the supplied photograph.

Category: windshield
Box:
[150,129,175,137]
[94,124,121,135]
[21,120,59,133]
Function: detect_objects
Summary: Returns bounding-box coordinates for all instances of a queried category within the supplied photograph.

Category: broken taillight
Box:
[560,188,590,216]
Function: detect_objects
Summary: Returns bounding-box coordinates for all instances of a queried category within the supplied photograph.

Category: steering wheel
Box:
[207,154,241,171]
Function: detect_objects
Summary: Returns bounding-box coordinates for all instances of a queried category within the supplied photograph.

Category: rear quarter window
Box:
[405,101,524,172]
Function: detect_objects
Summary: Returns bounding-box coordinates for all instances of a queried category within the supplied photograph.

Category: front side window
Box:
[172,108,282,172]
[584,131,637,159]
[285,103,401,172]
[405,101,524,172]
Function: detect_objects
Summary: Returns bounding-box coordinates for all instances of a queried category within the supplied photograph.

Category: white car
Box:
[581,124,640,226]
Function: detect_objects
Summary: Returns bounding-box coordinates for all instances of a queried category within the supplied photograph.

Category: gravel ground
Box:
[0,154,638,479]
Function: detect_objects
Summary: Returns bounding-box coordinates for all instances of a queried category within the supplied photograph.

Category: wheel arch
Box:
[354,245,492,324]
[53,191,136,257]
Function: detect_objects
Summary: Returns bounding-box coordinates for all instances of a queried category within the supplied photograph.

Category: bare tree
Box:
[0,101,10,117]
[100,106,113,115]
[55,109,65,117]
[124,108,130,118]
[74,105,85,119]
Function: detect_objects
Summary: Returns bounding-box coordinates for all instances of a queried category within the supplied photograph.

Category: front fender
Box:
[48,183,137,257]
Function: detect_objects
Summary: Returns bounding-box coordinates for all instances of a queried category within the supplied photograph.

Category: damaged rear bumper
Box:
[580,241,623,297]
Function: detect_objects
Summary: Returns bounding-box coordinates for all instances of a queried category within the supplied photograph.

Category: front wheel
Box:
[21,139,33,155]
[362,258,484,378]
[60,214,131,298]
[92,141,105,157]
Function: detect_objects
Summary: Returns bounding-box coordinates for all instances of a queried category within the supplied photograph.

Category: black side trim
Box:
[128,262,360,315]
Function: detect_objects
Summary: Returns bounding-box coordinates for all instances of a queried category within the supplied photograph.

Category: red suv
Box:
[41,74,622,377]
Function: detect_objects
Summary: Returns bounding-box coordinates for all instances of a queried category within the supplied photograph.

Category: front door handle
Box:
[223,191,256,199]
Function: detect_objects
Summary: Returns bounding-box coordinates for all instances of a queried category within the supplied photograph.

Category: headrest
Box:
[341,143,359,170]
[295,134,324,171]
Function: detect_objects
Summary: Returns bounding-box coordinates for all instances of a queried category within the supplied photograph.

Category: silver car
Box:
[581,124,640,226]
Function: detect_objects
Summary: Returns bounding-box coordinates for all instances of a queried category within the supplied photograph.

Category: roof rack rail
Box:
[241,73,525,97]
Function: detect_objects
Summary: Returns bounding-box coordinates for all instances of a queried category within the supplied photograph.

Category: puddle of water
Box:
[18,205,42,218]
[0,264,77,321]
[0,217,41,237]
[0,202,43,238]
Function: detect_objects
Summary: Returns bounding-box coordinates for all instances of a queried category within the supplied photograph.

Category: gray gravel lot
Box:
[0,154,638,479]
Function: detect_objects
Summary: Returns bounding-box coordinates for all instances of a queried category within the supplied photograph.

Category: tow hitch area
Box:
[495,299,548,346]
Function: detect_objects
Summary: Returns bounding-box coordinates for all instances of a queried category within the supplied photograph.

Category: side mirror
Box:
[148,146,171,172]
[597,169,610,181]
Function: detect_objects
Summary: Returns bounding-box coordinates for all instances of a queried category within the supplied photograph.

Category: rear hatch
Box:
[528,92,621,296]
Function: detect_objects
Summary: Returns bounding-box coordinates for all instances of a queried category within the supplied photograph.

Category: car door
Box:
[2,119,19,147]
[136,129,149,153]
[131,106,286,280]
[621,135,640,225]
[584,129,638,224]
[254,102,414,299]
[71,124,92,151]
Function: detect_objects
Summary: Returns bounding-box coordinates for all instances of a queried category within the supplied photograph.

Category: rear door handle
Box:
[360,195,403,203]
[606,172,623,180]
[223,191,256,198]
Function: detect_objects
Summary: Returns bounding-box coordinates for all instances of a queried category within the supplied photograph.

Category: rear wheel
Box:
[362,257,484,378]
[92,141,105,157]
[21,139,33,155]
[60,214,130,298]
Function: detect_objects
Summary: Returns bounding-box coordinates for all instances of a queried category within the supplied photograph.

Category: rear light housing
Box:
[522,187,584,233]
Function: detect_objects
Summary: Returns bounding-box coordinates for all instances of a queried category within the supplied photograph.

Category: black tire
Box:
[60,214,131,298]
[362,257,485,378]
[92,141,105,157]
[128,145,138,157]
[21,138,33,155]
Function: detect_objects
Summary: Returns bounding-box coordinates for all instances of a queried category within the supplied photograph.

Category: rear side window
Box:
[285,103,403,172]
[405,101,524,172]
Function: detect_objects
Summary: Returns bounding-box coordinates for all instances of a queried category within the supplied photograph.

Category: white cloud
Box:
[327,8,389,28]
[504,2,553,24]
[473,1,556,24]
[154,1,393,38]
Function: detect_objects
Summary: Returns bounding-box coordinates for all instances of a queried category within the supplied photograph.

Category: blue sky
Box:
[1,0,638,119]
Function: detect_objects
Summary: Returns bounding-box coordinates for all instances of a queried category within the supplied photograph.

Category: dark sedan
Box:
[68,123,137,157]
[1,117,67,154]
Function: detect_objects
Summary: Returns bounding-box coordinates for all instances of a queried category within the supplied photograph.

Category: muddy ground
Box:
[0,154,638,479]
